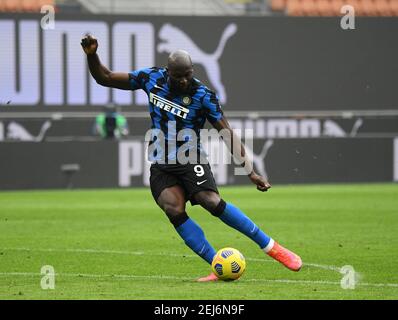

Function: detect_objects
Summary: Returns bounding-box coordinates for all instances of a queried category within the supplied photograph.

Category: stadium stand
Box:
[74,0,245,15]
[272,0,398,16]
[0,0,55,12]
[0,0,397,16]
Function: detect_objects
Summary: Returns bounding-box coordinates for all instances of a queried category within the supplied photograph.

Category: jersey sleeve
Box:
[128,68,152,91]
[202,90,224,124]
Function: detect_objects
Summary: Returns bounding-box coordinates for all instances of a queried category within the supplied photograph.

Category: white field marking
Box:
[302,263,341,272]
[0,272,192,281]
[0,247,343,274]
[0,272,397,288]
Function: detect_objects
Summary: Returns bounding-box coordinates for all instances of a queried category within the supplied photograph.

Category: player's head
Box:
[166,50,194,94]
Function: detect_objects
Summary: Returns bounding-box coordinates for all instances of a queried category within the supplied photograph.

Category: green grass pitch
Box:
[0,184,397,300]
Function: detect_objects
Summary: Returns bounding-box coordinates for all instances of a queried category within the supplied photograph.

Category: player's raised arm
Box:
[212,116,271,192]
[81,34,130,90]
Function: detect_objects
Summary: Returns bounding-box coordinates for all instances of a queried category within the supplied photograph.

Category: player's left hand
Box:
[249,172,271,192]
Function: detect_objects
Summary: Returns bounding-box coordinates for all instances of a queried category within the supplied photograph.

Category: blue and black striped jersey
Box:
[128,67,223,162]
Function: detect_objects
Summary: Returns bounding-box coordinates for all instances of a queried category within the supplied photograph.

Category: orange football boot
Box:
[267,241,302,271]
[197,272,219,282]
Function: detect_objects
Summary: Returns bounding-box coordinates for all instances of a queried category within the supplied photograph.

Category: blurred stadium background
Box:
[1,0,398,301]
[0,0,397,189]
[2,0,398,16]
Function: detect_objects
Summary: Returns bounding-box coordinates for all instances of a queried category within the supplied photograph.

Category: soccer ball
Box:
[211,247,246,281]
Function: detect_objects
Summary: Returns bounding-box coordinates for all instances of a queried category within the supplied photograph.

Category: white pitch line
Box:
[0,247,344,274]
[0,272,397,288]
[302,263,341,272]
[0,272,192,281]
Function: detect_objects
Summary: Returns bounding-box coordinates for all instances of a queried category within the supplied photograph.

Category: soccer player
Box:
[81,35,302,281]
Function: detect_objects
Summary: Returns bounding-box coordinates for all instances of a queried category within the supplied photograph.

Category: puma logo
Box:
[323,119,363,137]
[349,118,363,137]
[7,121,51,142]
[244,139,274,180]
[157,23,238,104]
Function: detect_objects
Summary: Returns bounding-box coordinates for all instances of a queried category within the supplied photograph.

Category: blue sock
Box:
[219,203,271,249]
[175,218,216,264]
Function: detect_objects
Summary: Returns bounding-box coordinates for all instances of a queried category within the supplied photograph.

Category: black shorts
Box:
[150,162,219,205]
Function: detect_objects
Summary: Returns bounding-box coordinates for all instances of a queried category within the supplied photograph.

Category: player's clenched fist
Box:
[81,34,98,55]
[249,172,271,192]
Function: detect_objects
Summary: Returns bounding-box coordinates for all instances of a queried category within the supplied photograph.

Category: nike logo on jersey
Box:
[154,84,163,90]
[149,92,189,119]
[197,180,207,185]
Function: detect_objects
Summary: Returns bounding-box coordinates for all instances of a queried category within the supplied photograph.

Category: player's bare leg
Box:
[156,185,187,225]
[156,185,218,281]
